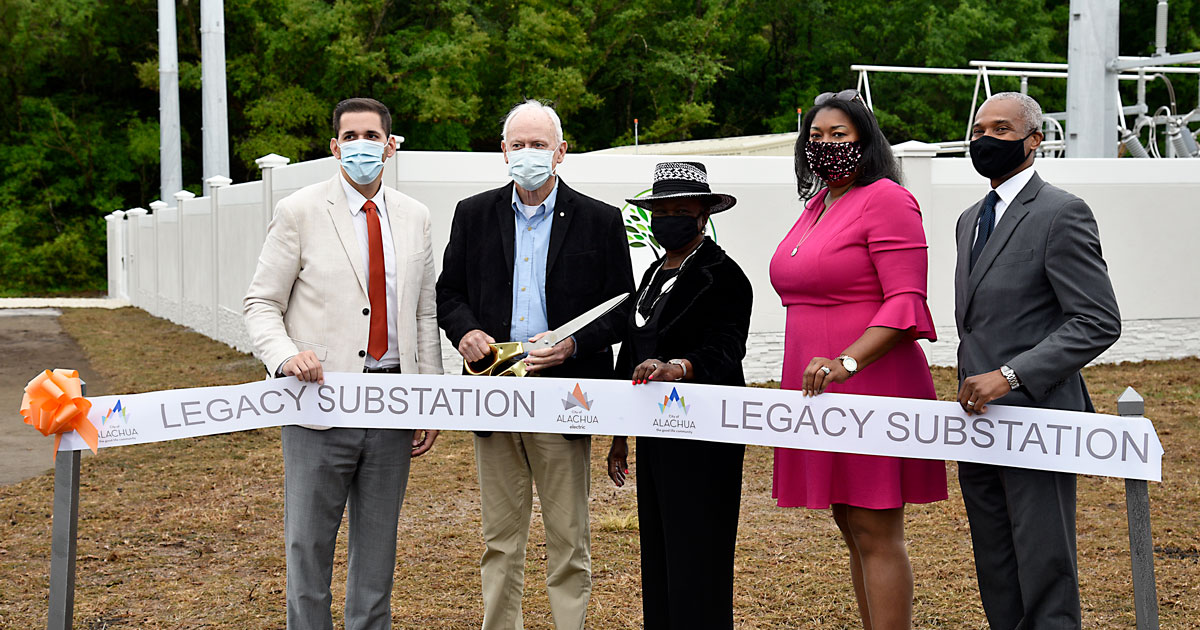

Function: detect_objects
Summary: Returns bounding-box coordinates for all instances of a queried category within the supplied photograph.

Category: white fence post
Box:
[172,191,196,326]
[255,153,290,233]
[104,211,126,300]
[148,200,167,317]
[205,175,232,338]
[125,208,148,309]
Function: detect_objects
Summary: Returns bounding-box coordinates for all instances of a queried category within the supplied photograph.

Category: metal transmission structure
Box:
[157,0,182,202]
[1069,0,1200,157]
[851,0,1199,159]
[201,0,231,196]
[1066,0,1121,157]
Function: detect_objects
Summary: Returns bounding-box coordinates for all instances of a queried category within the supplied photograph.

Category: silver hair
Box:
[982,92,1044,134]
[502,100,565,146]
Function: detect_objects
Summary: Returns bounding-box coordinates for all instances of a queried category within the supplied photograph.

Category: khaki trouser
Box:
[474,432,592,630]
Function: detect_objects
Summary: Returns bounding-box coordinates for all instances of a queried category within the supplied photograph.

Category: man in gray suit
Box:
[954,92,1121,630]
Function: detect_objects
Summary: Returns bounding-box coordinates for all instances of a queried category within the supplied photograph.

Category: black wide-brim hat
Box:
[624,161,737,214]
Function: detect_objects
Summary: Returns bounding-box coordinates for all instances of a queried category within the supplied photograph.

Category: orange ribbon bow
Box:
[19,369,98,457]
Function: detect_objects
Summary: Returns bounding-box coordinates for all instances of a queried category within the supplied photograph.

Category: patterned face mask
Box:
[804,141,863,186]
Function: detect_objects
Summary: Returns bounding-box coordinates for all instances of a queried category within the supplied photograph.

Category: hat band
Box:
[652,180,712,196]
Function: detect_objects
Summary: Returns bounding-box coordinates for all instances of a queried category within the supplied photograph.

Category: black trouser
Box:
[636,436,744,630]
[958,462,1081,630]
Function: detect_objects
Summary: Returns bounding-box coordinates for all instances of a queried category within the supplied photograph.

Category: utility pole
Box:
[1065,0,1120,157]
[201,0,231,196]
[158,0,183,201]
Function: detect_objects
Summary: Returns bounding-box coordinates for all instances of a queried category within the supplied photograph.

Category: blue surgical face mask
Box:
[339,139,387,185]
[507,148,556,191]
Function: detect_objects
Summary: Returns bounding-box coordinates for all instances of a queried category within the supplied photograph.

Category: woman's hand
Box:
[607,437,629,487]
[631,359,684,384]
[802,356,850,396]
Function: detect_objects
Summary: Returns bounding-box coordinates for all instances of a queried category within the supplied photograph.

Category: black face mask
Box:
[970,132,1034,179]
[651,215,702,251]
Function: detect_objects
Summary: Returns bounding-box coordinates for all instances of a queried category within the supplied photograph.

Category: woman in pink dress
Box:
[769,89,947,630]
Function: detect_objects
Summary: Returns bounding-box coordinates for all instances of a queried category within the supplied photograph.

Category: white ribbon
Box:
[61,372,1163,481]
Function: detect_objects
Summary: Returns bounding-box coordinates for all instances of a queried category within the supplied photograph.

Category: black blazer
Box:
[617,238,752,387]
[437,179,635,380]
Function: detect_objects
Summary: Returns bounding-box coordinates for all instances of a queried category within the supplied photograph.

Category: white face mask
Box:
[339,139,387,185]
[507,148,556,191]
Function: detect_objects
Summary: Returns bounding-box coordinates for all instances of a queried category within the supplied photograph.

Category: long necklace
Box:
[789,189,847,256]
[634,240,704,328]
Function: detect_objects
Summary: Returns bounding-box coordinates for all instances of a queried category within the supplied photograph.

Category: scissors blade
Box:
[533,292,630,348]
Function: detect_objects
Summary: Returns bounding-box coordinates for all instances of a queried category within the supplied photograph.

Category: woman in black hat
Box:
[606,161,752,630]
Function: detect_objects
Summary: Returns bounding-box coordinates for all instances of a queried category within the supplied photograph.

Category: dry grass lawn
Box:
[1,307,1197,628]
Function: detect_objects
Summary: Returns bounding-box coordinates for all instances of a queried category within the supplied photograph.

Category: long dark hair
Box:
[794,98,902,198]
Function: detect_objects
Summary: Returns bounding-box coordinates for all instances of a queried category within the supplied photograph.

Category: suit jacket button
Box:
[358,350,366,358]
[964,325,972,334]
[362,308,370,316]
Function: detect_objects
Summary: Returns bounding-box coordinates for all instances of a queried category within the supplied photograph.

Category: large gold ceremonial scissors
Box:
[465,292,630,377]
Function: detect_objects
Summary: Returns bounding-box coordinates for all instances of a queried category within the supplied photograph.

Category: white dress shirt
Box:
[340,176,400,368]
[975,166,1037,239]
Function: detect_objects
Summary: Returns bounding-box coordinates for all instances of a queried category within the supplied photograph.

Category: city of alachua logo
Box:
[101,400,129,425]
[99,400,139,441]
[562,383,593,411]
[653,387,695,431]
[558,384,599,428]
[658,388,690,415]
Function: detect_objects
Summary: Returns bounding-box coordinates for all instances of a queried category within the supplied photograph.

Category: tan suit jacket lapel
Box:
[324,174,369,299]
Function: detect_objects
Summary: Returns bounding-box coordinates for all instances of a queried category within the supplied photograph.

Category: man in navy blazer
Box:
[954,92,1121,629]
[436,100,634,630]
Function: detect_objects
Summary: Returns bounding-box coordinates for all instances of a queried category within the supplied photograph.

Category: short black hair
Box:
[794,98,901,197]
[332,98,392,138]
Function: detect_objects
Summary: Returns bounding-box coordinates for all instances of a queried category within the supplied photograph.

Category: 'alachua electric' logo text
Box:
[658,388,690,415]
[558,384,599,428]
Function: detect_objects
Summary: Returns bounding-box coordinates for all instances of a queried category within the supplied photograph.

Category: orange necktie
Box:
[363,200,388,360]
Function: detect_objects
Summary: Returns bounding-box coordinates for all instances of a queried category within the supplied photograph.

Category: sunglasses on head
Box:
[814,89,865,107]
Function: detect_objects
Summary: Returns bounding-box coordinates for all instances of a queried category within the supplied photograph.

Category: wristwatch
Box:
[1000,364,1021,390]
[837,355,859,376]
[668,359,688,381]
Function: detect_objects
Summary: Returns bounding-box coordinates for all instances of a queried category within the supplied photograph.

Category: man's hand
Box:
[411,429,438,457]
[957,370,1012,415]
[282,350,324,385]
[458,329,496,363]
[523,333,575,373]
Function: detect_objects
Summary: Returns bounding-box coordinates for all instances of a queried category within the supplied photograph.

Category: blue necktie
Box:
[969,190,1000,271]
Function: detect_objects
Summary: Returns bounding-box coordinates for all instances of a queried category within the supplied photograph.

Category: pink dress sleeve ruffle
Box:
[868,290,937,341]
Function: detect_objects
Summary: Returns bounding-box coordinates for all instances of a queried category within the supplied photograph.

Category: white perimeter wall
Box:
[106,149,1200,383]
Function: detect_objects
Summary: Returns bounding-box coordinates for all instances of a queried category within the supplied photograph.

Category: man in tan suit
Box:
[244,97,442,630]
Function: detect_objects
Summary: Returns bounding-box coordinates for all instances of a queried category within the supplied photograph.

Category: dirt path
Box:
[1,309,107,485]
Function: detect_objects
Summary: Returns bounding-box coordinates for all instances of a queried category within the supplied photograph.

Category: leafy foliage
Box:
[1,0,1197,293]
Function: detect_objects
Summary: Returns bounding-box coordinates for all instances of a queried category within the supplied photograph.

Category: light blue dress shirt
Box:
[510,182,558,343]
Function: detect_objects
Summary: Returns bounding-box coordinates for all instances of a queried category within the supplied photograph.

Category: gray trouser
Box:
[959,462,1081,630]
[282,426,414,630]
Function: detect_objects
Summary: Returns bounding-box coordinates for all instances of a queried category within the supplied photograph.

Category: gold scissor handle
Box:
[464,342,530,377]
